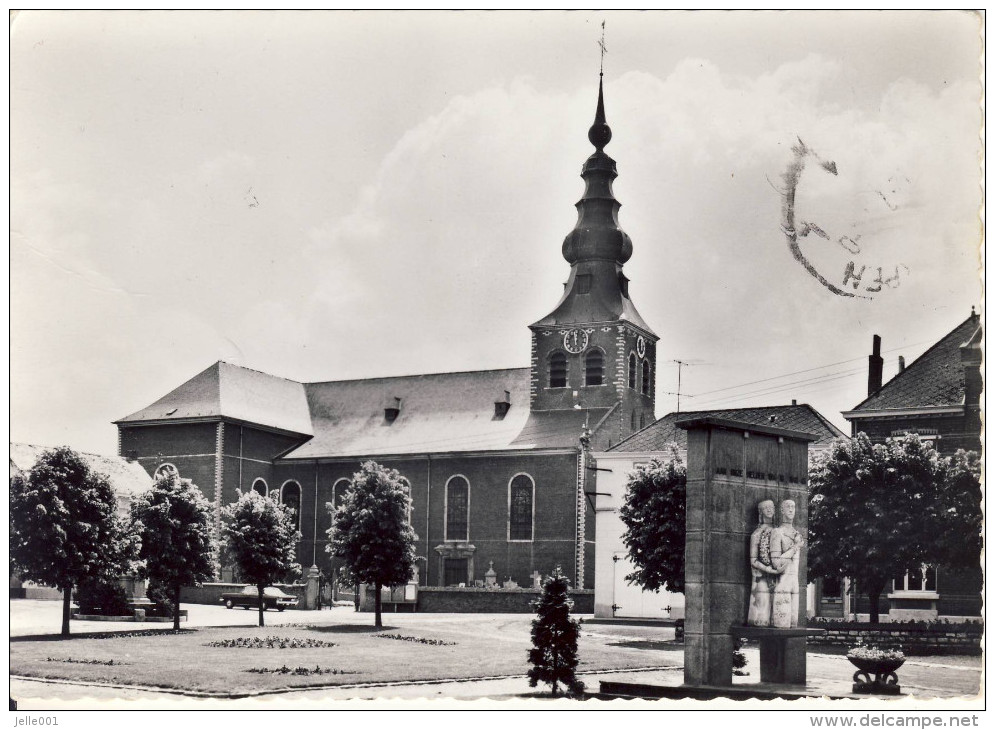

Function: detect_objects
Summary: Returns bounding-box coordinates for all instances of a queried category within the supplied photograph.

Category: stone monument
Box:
[678,417,816,687]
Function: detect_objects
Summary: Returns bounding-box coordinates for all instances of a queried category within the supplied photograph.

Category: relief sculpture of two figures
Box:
[748,499,804,628]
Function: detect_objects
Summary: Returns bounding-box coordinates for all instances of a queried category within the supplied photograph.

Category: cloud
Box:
[10,46,981,453]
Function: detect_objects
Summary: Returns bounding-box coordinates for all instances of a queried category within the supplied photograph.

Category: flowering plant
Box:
[847,642,905,662]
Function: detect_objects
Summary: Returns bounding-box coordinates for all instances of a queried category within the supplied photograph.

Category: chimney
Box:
[791,399,797,406]
[898,356,906,373]
[867,334,883,396]
[384,397,401,424]
[494,390,511,419]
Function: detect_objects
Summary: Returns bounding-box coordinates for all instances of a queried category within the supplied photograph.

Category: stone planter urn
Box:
[848,655,905,695]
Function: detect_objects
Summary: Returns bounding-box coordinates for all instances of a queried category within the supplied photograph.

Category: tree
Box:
[618,452,687,593]
[221,490,301,627]
[938,449,982,569]
[132,472,218,630]
[327,461,416,628]
[527,567,584,697]
[808,433,950,623]
[9,446,134,637]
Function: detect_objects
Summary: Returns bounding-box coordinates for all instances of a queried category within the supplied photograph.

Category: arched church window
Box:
[549,352,568,388]
[641,359,652,395]
[445,476,469,542]
[330,478,351,529]
[508,474,534,541]
[251,478,268,497]
[631,411,638,430]
[153,463,179,483]
[628,352,637,389]
[585,349,604,386]
[281,481,302,532]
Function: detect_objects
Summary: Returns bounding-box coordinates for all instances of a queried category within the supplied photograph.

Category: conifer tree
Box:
[527,567,584,697]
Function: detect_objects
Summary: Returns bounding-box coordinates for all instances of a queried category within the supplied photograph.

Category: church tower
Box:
[529,76,658,441]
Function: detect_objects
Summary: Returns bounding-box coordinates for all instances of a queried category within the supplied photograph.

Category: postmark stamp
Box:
[781,138,910,299]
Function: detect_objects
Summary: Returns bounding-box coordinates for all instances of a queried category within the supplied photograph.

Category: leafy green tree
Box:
[221,490,301,627]
[938,449,982,569]
[9,446,135,637]
[132,472,218,630]
[619,452,687,593]
[327,461,416,628]
[809,433,949,623]
[527,567,584,697]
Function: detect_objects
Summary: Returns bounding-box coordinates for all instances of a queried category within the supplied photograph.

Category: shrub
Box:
[733,638,748,675]
[74,578,131,616]
[145,579,176,618]
[807,617,983,633]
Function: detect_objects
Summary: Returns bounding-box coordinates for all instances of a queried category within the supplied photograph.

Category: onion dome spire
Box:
[561,76,632,266]
[532,75,653,335]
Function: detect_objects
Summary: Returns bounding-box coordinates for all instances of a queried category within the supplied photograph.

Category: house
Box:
[589,404,845,621]
[842,310,982,455]
[113,77,660,595]
[10,442,153,518]
[840,311,983,620]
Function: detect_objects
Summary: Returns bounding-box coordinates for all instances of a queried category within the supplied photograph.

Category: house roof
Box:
[115,361,313,436]
[606,404,846,453]
[9,442,153,516]
[282,368,592,459]
[847,314,982,416]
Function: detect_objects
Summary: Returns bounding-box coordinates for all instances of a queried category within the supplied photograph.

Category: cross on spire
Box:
[598,20,607,76]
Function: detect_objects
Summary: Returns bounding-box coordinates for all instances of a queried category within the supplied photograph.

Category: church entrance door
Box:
[444,558,469,587]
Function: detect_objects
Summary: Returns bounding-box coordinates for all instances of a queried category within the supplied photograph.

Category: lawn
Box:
[9,618,684,696]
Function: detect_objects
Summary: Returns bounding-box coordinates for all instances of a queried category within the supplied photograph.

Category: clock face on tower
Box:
[563,329,589,354]
[636,335,647,358]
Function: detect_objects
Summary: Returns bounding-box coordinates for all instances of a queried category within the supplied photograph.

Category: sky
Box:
[10,10,984,456]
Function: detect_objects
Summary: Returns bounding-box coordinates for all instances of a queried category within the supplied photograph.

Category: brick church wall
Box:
[277,450,583,589]
[119,422,219,498]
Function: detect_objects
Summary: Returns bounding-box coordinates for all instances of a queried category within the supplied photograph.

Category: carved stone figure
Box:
[747,499,781,626]
[770,499,805,628]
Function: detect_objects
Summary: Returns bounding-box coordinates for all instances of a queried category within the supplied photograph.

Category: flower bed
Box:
[246,665,358,676]
[375,633,456,646]
[205,636,335,649]
[46,657,124,666]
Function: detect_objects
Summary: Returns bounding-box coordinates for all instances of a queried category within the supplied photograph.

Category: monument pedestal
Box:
[678,417,816,691]
[731,626,825,685]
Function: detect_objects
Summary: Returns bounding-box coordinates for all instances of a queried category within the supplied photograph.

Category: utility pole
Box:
[661,359,695,413]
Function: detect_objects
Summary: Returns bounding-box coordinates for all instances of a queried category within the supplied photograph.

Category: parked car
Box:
[220,585,298,611]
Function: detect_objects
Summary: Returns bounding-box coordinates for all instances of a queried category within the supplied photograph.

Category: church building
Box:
[115,77,660,592]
